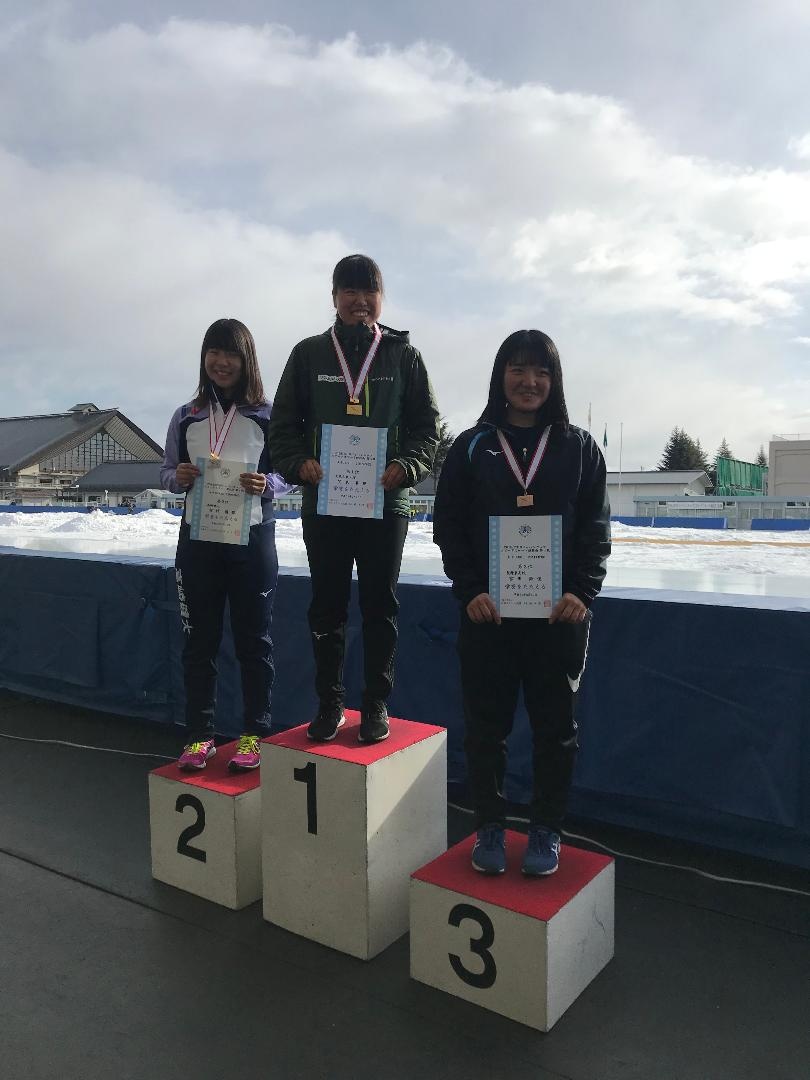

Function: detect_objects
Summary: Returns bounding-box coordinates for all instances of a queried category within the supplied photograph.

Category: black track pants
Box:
[302,514,409,709]
[458,613,590,831]
[175,520,277,741]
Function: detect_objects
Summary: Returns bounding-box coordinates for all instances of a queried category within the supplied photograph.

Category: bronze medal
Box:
[517,493,534,508]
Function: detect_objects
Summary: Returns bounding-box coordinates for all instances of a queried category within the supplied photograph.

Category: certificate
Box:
[188,457,256,545]
[488,514,562,618]
[317,424,387,519]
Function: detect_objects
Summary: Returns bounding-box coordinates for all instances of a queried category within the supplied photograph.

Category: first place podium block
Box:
[149,741,262,910]
[262,712,447,960]
[410,831,614,1031]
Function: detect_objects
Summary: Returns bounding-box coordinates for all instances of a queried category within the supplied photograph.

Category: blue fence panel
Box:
[651,516,727,529]
[751,519,810,531]
[1,547,809,869]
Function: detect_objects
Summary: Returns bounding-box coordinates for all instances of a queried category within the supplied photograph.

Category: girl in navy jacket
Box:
[434,330,610,876]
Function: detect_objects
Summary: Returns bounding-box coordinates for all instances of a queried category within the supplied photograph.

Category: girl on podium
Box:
[433,330,610,876]
[162,318,290,772]
[268,255,440,744]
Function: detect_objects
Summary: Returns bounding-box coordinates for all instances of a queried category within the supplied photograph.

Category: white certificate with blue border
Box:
[488,514,562,618]
[317,424,387,519]
[189,457,256,545]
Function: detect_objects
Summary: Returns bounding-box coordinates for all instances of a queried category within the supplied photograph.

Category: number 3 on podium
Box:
[448,903,497,989]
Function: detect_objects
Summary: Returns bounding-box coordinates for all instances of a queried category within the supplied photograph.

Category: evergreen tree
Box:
[658,427,686,470]
[658,428,710,472]
[755,445,768,468]
[707,438,732,488]
[693,438,711,474]
[715,437,733,462]
[431,416,455,486]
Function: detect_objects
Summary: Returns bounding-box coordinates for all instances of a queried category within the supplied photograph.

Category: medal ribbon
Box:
[208,400,238,458]
[496,425,551,494]
[330,324,383,404]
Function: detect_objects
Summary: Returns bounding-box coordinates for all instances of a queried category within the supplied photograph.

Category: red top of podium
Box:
[150,740,261,795]
[412,831,613,921]
[266,710,445,765]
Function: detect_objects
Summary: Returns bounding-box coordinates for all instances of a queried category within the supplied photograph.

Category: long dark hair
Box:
[193,318,265,408]
[478,330,569,429]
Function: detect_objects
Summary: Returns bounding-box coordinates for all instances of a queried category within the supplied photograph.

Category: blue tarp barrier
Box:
[611,516,654,526]
[751,519,810,531]
[651,516,727,529]
[1,547,809,869]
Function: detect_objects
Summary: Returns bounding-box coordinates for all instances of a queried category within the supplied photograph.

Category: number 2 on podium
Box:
[294,761,318,834]
[176,793,206,863]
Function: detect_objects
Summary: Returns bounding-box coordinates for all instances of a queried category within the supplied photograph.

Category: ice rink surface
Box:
[1,511,809,598]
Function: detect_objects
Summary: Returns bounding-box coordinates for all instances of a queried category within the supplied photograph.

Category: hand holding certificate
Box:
[488,514,562,619]
[317,424,387,519]
[189,456,257,545]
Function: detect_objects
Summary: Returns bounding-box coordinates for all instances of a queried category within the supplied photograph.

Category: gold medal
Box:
[517,493,534,508]
[209,452,221,468]
[346,399,363,416]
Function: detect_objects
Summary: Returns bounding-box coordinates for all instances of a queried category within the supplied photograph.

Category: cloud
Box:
[788,132,810,160]
[2,17,810,464]
[4,19,810,330]
[791,336,810,346]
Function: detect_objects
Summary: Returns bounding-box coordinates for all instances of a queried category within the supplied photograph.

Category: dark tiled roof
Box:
[0,409,162,472]
[74,461,164,492]
[0,411,113,470]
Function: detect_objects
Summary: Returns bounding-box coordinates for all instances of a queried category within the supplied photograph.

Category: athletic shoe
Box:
[228,734,261,771]
[522,826,561,876]
[307,706,345,742]
[177,739,216,770]
[471,824,506,874]
[358,702,389,743]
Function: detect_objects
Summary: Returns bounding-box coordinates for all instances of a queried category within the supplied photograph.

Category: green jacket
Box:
[268,320,440,516]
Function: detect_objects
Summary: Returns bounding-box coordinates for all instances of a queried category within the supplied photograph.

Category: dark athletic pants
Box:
[458,614,590,832]
[175,520,278,742]
[302,513,409,710]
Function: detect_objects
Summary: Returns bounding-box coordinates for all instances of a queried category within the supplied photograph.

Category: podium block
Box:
[149,741,262,909]
[262,711,447,960]
[410,831,614,1030]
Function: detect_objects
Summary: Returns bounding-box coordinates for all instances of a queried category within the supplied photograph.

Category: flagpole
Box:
[618,422,624,510]
[587,402,592,433]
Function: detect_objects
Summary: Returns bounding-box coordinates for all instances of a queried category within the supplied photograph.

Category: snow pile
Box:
[0,512,808,582]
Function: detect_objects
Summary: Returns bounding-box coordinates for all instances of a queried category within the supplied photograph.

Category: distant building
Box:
[74,462,181,508]
[0,404,162,504]
[607,470,711,517]
[768,434,810,498]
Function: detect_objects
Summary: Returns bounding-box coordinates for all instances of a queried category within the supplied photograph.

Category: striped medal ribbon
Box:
[208,400,238,466]
[496,425,551,508]
[330,324,383,416]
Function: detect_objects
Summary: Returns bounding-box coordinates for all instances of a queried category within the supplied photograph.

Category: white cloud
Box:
[791,336,810,346]
[788,132,810,160]
[2,18,810,463]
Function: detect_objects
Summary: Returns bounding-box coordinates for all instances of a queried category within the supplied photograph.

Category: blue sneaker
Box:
[471,824,506,875]
[522,826,561,876]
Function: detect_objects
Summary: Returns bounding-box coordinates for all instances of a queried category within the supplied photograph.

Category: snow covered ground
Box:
[1,512,808,597]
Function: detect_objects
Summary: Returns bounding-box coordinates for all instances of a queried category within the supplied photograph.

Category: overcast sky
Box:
[3,1,810,469]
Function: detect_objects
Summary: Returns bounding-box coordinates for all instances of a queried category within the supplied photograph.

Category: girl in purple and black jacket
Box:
[161,318,290,772]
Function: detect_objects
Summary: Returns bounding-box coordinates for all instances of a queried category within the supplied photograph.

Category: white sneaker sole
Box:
[178,747,216,770]
[307,715,346,742]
